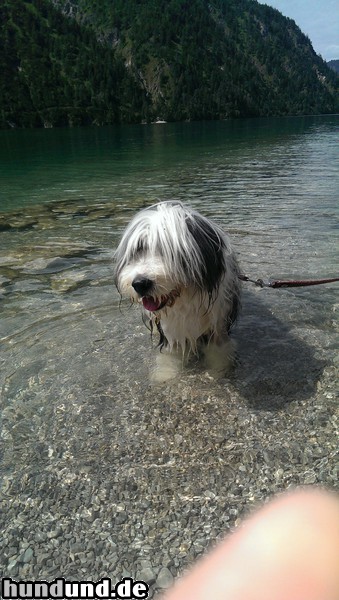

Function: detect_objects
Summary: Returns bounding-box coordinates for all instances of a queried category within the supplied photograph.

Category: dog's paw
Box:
[204,338,235,379]
[151,351,182,384]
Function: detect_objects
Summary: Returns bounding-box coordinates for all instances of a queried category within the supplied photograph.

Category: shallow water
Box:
[0,116,338,591]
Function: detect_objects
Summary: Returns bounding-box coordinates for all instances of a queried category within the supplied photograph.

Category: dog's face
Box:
[115,202,241,366]
[114,202,230,315]
[115,252,181,312]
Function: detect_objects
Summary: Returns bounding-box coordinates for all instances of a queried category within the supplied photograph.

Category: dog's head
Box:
[114,201,231,313]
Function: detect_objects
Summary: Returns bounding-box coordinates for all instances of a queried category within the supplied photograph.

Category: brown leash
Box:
[239,274,339,289]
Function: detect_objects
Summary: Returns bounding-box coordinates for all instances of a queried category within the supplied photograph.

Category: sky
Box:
[258,0,339,61]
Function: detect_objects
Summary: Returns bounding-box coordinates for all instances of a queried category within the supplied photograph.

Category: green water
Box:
[1,115,338,215]
[0,116,338,589]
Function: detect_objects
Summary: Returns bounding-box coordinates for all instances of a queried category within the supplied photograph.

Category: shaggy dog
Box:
[114,201,241,381]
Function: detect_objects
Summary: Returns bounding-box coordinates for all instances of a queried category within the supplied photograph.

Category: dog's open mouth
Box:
[141,289,180,312]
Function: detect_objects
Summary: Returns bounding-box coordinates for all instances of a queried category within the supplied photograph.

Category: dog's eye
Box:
[135,240,147,255]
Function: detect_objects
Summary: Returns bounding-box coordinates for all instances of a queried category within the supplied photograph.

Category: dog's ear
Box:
[186,214,226,295]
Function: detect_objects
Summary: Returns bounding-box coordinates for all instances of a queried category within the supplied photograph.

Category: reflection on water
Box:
[0,117,338,592]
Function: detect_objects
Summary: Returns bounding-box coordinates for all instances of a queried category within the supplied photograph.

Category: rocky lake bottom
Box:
[0,196,338,597]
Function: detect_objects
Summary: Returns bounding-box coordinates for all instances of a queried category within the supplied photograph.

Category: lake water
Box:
[0,116,338,591]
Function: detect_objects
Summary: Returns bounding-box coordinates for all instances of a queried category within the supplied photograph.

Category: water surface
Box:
[0,116,338,591]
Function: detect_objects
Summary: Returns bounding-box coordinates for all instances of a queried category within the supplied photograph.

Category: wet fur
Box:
[114,201,241,381]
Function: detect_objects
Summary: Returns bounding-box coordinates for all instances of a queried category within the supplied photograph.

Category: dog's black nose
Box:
[132,276,153,296]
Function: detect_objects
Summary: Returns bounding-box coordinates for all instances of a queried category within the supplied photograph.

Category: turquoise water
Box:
[0,116,338,589]
[0,115,338,367]
[1,116,338,218]
[1,115,338,271]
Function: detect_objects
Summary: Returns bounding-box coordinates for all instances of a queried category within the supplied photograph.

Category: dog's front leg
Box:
[151,346,184,383]
[203,334,235,379]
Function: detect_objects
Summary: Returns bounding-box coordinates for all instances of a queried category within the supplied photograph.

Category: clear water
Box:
[0,117,338,584]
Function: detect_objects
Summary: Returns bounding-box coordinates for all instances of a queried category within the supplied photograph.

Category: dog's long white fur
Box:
[114,202,241,381]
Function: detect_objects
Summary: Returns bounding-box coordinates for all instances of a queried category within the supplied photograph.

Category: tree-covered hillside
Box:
[1,0,338,128]
[0,0,146,127]
[327,60,339,75]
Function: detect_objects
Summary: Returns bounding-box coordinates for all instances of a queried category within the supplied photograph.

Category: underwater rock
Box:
[0,215,38,231]
[0,198,117,232]
[50,270,93,292]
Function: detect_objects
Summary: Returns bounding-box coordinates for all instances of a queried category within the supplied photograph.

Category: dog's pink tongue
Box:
[142,297,161,312]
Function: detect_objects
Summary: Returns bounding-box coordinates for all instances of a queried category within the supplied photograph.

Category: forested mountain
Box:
[1,0,338,128]
[327,60,339,75]
[0,0,144,127]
